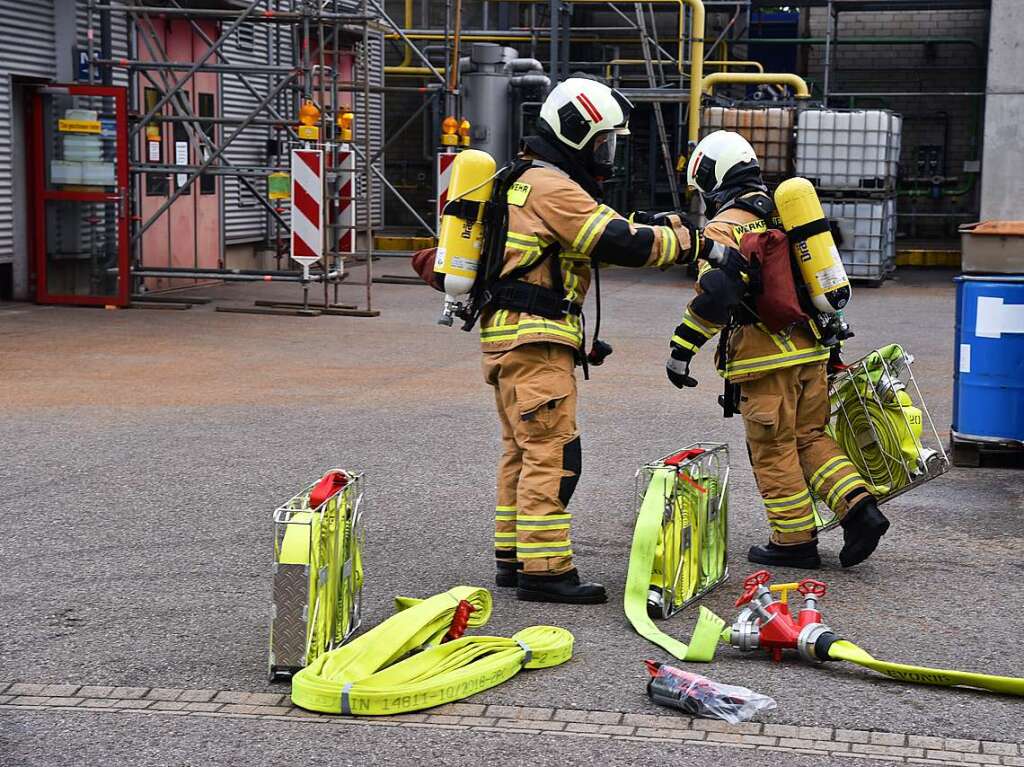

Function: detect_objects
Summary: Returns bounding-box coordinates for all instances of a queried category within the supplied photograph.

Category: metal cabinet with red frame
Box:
[31,85,130,306]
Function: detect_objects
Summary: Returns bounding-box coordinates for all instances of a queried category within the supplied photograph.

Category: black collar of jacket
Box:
[521,135,603,199]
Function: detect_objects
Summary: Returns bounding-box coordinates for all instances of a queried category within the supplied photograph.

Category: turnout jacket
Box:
[480,160,694,353]
[670,195,830,382]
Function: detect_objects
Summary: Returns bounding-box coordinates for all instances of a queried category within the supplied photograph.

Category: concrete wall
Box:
[802,6,988,240]
[980,0,1024,221]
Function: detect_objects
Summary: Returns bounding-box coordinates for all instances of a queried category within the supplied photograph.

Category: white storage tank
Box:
[796,109,901,191]
[821,197,897,284]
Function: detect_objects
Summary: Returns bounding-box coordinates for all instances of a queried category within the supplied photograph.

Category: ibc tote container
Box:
[796,109,902,192]
[701,107,794,178]
[821,197,896,285]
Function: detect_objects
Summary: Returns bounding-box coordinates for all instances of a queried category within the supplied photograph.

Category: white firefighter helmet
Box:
[686,130,760,194]
[539,77,632,155]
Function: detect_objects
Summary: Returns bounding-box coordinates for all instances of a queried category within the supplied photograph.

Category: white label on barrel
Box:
[959,343,971,373]
[976,295,1024,339]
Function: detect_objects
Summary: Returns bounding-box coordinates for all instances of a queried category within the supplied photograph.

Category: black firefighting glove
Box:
[666,347,698,388]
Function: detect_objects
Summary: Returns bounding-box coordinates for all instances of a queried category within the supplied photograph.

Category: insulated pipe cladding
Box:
[435,148,497,325]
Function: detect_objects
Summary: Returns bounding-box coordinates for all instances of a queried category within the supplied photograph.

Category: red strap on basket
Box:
[663,448,706,467]
[309,470,349,509]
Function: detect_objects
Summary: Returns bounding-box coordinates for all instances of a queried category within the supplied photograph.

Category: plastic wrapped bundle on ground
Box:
[827,345,950,503]
[645,661,776,724]
[268,470,365,681]
[290,586,574,715]
[633,445,729,620]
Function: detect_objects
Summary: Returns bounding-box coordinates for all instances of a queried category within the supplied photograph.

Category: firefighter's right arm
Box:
[666,225,746,388]
[530,178,699,268]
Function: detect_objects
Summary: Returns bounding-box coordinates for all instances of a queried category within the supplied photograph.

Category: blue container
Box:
[953,275,1024,446]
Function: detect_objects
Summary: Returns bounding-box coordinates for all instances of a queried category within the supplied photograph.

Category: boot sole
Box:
[746,551,821,570]
[516,588,608,605]
[840,519,890,568]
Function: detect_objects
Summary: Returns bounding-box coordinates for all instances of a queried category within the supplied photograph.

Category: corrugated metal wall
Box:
[0,0,57,283]
[222,19,274,244]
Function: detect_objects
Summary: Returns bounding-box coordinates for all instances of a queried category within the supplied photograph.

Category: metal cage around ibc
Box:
[269,470,365,682]
[634,443,730,620]
[814,346,950,531]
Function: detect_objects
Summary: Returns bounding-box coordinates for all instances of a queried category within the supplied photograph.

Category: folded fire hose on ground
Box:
[625,466,726,662]
[290,586,574,715]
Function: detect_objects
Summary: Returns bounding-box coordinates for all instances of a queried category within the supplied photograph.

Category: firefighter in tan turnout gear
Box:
[666,130,890,569]
[471,77,698,603]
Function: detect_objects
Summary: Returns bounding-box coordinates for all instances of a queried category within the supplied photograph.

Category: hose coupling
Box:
[730,609,760,653]
[797,623,836,663]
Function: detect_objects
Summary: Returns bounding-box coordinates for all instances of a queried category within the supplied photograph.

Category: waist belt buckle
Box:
[561,298,578,317]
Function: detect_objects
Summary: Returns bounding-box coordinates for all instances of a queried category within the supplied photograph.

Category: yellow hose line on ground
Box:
[291,587,574,714]
[829,640,1024,697]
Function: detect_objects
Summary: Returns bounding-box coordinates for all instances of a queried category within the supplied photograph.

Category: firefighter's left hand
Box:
[666,349,698,388]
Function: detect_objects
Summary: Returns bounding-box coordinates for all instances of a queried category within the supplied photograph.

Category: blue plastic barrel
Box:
[953,275,1024,444]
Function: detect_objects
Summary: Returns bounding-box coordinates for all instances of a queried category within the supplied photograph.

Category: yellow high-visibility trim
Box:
[764,491,812,513]
[671,335,701,354]
[574,205,615,255]
[725,347,830,378]
[827,473,867,509]
[494,531,518,540]
[809,456,855,492]
[518,541,573,558]
[683,309,718,338]
[481,318,582,345]
[770,513,817,532]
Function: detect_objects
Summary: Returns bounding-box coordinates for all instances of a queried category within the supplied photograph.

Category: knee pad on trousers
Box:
[558,437,582,507]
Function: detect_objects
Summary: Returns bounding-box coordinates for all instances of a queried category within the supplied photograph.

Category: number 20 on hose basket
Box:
[826,344,950,507]
[633,444,730,620]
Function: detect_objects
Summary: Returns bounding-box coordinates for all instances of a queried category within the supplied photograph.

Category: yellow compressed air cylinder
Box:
[434,149,497,299]
[774,177,851,315]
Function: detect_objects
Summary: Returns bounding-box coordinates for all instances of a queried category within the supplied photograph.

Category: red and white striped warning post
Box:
[436,150,456,231]
[337,145,356,268]
[290,148,324,278]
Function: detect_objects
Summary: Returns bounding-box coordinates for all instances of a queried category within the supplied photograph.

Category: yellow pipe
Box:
[605,58,762,80]
[684,0,705,149]
[701,71,810,99]
[399,0,414,68]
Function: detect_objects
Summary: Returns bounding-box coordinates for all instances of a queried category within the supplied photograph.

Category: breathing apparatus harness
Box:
[455,141,611,377]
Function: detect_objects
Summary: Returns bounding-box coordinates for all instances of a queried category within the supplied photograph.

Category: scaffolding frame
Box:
[83,0,439,316]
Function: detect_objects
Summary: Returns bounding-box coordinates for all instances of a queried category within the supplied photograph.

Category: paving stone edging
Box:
[2,682,1021,765]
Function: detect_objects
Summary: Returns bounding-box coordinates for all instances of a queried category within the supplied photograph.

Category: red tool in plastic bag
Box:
[645,661,776,724]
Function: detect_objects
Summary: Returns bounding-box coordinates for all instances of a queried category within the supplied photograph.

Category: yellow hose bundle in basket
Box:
[828,344,927,497]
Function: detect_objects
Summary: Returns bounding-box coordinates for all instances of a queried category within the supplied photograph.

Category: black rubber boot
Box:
[516,568,607,605]
[839,497,890,568]
[747,540,821,570]
[495,559,521,588]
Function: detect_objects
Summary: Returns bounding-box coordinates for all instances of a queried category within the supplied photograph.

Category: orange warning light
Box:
[299,101,321,126]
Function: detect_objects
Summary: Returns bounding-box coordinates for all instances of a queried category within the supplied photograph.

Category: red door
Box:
[32,85,129,306]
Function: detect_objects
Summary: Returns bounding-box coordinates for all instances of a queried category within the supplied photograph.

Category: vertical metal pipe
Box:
[549,0,559,83]
[363,0,374,311]
[99,0,113,85]
[823,0,833,102]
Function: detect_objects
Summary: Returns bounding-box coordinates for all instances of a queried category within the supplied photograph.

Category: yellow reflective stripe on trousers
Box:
[516,513,572,530]
[517,540,573,558]
[809,456,856,493]
[495,505,517,519]
[725,346,830,377]
[291,587,575,715]
[826,472,867,509]
[757,323,798,353]
[763,489,812,512]
[770,513,817,533]
[573,205,615,255]
[624,467,725,662]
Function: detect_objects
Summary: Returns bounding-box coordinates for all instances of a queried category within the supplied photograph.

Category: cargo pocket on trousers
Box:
[740,392,782,444]
[515,374,574,440]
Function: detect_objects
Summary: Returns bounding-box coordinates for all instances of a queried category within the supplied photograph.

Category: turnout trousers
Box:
[739,361,872,545]
[482,342,582,575]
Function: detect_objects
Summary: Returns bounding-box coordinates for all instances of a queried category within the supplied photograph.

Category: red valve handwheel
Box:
[736,569,772,607]
[797,579,827,597]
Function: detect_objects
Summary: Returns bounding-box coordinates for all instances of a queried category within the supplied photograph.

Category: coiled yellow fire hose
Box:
[625,468,725,662]
[291,586,574,714]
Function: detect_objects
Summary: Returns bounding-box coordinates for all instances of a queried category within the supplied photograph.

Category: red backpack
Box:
[738,229,809,333]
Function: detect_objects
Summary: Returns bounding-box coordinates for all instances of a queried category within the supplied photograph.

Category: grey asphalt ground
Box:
[1,709,902,767]
[2,266,1022,759]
